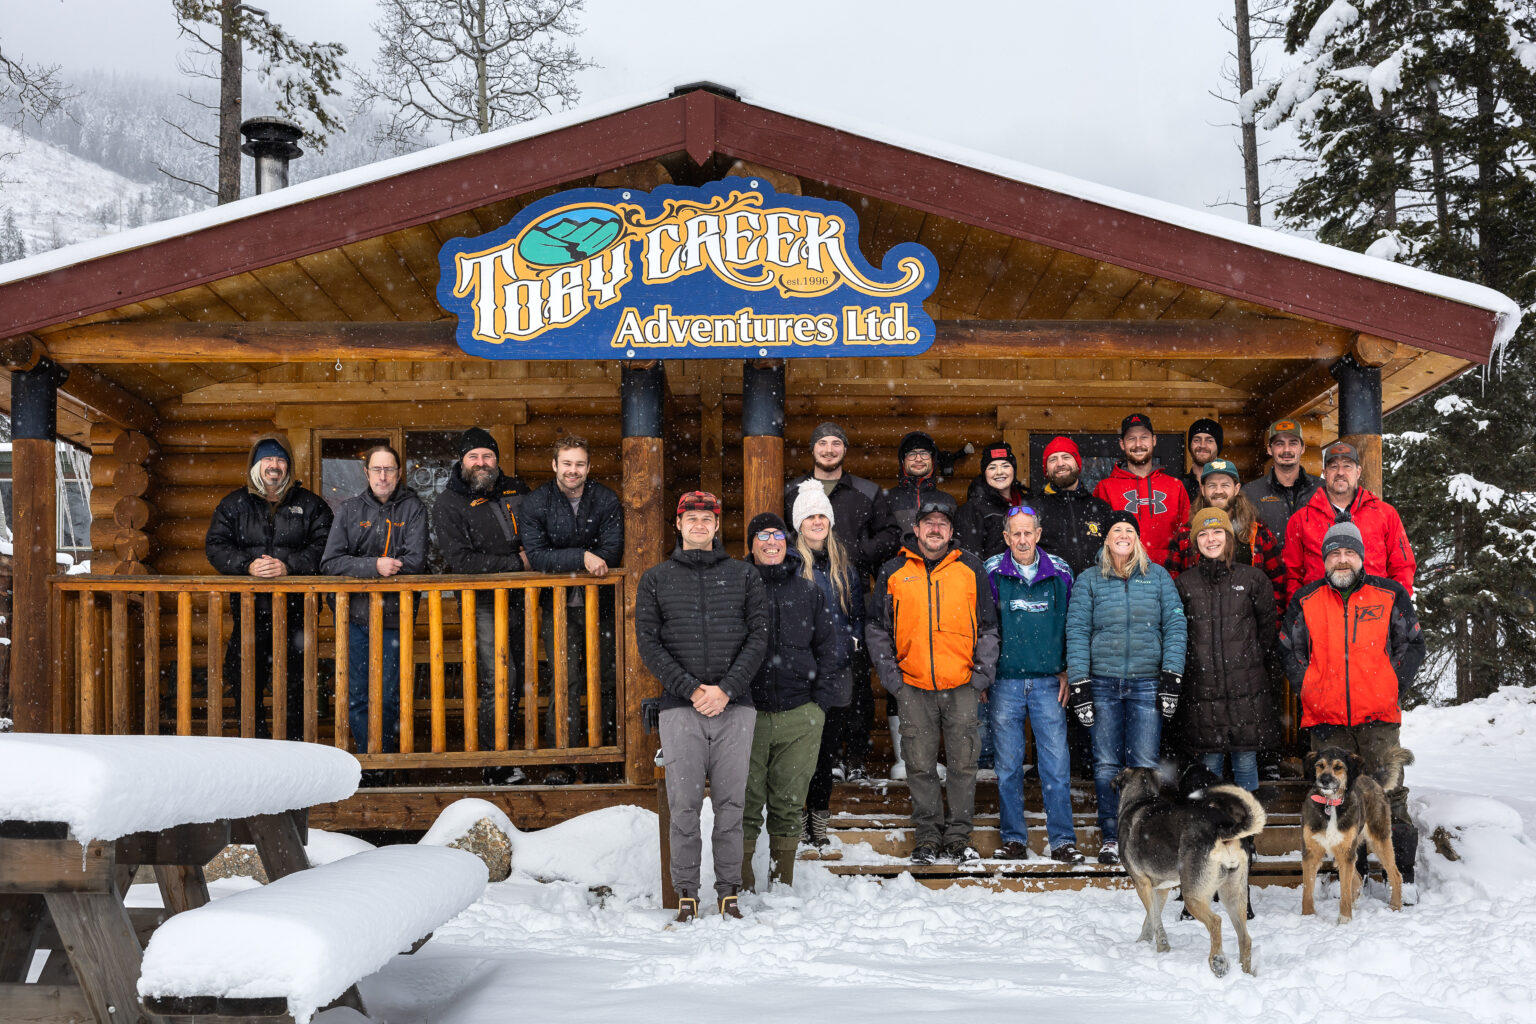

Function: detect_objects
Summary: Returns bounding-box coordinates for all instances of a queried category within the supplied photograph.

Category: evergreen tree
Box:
[0,207,25,262]
[1258,0,1536,702]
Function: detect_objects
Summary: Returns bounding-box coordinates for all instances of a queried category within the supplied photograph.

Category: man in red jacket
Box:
[1093,413,1189,567]
[1283,441,1416,603]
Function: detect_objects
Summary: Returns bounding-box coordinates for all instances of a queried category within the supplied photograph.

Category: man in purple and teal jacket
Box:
[984,504,1085,864]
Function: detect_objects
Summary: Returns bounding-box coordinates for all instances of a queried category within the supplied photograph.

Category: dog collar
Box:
[1311,794,1342,807]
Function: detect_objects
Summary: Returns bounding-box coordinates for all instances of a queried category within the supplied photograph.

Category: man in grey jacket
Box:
[321,445,428,755]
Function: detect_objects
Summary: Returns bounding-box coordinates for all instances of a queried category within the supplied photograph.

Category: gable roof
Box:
[0,85,1519,362]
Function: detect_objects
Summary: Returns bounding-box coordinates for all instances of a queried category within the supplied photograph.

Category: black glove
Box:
[1158,671,1182,720]
[1069,679,1095,728]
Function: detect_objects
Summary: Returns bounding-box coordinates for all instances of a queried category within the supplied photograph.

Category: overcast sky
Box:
[6,0,1292,221]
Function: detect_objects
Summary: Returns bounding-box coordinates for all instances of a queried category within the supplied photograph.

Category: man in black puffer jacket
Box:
[206,433,332,739]
[741,513,840,892]
[430,427,530,775]
[636,491,769,922]
[519,435,625,772]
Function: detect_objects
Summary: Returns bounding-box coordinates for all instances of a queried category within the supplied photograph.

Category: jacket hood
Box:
[1105,463,1179,484]
[246,432,299,502]
[1306,482,1378,517]
[671,538,730,566]
[753,546,804,582]
[357,482,419,510]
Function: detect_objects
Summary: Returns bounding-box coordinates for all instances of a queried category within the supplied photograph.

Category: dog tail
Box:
[1370,748,1414,792]
[1206,784,1267,841]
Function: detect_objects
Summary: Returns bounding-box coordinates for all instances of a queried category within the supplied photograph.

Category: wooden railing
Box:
[48,573,628,770]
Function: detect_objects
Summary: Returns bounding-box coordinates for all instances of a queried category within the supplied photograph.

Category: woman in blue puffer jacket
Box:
[1065,510,1187,865]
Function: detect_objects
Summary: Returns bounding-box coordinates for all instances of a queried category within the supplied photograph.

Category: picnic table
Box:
[0,734,360,1024]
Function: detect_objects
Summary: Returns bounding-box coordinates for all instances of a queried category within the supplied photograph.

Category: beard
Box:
[462,463,498,496]
[1125,448,1153,468]
[813,451,845,474]
[1327,565,1362,590]
[1048,465,1080,490]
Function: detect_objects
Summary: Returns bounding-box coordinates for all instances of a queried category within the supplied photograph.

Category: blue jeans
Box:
[1201,751,1259,792]
[991,677,1076,850]
[348,622,402,754]
[1090,677,1161,843]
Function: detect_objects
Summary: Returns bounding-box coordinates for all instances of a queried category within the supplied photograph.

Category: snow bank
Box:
[305,829,376,867]
[138,845,488,1024]
[420,798,661,894]
[0,735,359,845]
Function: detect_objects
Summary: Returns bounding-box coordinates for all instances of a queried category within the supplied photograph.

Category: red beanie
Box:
[1042,436,1081,474]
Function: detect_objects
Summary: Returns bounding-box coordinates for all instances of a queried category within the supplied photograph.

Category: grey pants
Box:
[898,684,980,848]
[660,703,756,899]
[1309,721,1411,823]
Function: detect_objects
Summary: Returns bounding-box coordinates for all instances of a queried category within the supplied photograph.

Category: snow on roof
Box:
[138,844,487,1024]
[0,734,360,844]
[0,85,1520,348]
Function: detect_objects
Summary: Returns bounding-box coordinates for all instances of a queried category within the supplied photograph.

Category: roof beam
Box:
[35,318,1352,364]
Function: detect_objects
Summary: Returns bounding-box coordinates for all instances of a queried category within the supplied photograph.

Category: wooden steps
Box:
[817,779,1311,891]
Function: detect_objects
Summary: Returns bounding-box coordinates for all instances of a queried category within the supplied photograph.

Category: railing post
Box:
[9,358,66,732]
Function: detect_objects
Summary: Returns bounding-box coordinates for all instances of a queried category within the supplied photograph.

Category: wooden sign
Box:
[439,178,938,360]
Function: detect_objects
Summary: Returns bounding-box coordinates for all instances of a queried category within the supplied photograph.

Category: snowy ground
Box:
[124,689,1536,1023]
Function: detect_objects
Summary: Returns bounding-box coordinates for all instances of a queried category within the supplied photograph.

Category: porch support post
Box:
[9,358,67,731]
[741,360,785,535]
[1331,352,1384,496]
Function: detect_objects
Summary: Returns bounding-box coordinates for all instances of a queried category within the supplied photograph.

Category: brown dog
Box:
[1300,746,1413,921]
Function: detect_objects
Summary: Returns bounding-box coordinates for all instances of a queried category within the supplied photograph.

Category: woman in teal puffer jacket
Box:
[1064,511,1187,865]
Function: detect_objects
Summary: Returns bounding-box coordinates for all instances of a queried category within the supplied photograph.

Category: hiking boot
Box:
[831,763,847,782]
[1097,841,1119,865]
[911,843,940,865]
[674,896,698,924]
[998,841,1029,860]
[845,760,868,782]
[946,842,981,865]
[542,767,576,786]
[807,808,832,851]
[799,808,814,846]
[719,891,744,920]
[1050,842,1086,865]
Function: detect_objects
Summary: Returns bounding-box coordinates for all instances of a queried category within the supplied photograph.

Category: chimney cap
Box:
[240,116,304,159]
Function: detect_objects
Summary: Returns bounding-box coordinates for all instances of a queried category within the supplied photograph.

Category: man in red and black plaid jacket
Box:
[1166,459,1285,618]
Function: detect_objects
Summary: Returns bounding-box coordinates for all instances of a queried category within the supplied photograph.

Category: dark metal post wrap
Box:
[741,361,785,438]
[621,362,666,438]
[1331,354,1383,437]
[11,358,67,440]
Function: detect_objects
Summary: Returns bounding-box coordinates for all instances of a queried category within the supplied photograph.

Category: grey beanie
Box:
[810,422,848,446]
[1321,521,1365,560]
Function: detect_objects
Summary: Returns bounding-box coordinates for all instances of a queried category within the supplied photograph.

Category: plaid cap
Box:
[676,490,722,516]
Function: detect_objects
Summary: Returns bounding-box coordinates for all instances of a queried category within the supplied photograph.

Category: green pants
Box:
[1309,721,1410,823]
[743,702,826,844]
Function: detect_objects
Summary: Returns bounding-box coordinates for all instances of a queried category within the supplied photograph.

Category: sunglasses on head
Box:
[1005,505,1039,519]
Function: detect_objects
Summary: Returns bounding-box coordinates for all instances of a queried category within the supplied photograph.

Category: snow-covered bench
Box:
[139,844,487,1023]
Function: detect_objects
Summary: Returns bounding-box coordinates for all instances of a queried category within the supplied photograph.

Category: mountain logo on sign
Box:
[517,206,624,266]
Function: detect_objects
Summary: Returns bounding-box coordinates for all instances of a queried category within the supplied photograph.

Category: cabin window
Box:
[318,433,396,511]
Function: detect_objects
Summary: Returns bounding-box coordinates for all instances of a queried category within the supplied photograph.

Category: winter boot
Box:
[719,888,744,920]
[887,715,906,780]
[1393,822,1419,906]
[769,835,799,888]
[740,837,758,893]
[807,808,836,857]
[674,894,698,924]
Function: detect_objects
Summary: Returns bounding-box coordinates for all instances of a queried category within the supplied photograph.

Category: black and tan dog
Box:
[1300,746,1414,921]
[1114,767,1266,977]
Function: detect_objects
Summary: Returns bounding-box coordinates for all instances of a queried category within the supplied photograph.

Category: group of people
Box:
[204,428,623,785]
[201,414,1427,924]
[640,415,1425,922]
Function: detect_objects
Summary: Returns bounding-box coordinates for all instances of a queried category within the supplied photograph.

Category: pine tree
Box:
[0,207,25,262]
[1258,0,1536,703]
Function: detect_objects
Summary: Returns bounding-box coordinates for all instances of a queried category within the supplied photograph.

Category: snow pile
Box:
[306,829,376,866]
[138,845,488,1024]
[0,735,359,845]
[421,798,660,894]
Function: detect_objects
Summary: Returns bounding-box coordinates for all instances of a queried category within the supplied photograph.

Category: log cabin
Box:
[0,84,1517,840]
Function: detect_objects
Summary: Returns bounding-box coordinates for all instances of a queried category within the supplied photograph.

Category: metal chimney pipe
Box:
[239,116,305,195]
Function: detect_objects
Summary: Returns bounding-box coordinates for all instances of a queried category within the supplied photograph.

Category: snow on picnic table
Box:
[0,734,359,845]
[345,688,1536,1024]
[138,845,487,1024]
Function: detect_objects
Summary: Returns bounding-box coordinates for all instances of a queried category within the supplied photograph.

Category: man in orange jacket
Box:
[1282,521,1425,898]
[866,491,999,866]
[1093,413,1189,566]
[1284,440,1416,603]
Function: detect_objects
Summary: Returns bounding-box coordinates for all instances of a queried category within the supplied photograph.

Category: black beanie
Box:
[1106,510,1140,535]
[1187,417,1224,452]
[747,512,788,538]
[459,427,499,459]
[898,431,936,462]
[980,441,1016,470]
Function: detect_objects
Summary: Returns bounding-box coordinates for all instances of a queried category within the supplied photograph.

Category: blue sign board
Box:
[438,178,939,360]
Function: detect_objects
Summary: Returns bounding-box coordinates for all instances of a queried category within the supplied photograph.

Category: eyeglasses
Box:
[1005,505,1039,518]
[754,530,786,542]
[367,466,400,476]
